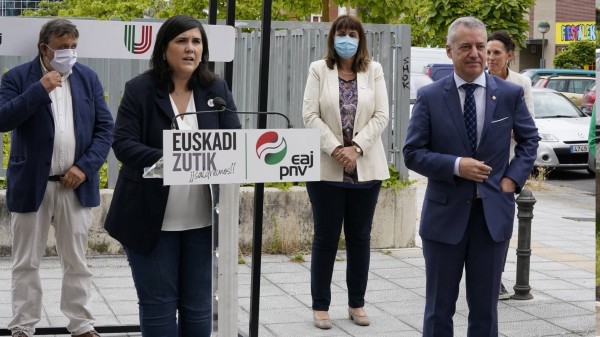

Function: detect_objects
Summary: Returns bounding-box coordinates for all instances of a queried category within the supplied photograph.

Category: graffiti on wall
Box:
[555,22,596,44]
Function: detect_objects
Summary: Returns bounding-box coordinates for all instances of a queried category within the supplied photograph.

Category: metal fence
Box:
[0,20,412,187]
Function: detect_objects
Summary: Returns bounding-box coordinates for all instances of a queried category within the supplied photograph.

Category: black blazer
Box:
[104,73,241,253]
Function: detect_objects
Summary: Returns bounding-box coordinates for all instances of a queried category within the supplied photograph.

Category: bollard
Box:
[511,188,536,300]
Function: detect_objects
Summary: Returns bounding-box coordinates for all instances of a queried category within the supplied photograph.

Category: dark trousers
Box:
[125,227,212,337]
[422,200,508,337]
[307,181,382,311]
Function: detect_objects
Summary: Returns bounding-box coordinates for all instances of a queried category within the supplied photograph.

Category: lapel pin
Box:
[207,98,214,107]
[491,95,496,101]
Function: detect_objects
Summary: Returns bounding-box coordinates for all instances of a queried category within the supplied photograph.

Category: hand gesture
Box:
[60,165,87,190]
[458,158,492,183]
[333,146,360,172]
[40,71,63,93]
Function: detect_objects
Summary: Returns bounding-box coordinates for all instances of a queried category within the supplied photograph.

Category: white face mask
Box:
[45,45,77,74]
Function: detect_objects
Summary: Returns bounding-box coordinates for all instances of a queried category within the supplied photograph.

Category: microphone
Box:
[212,97,293,129]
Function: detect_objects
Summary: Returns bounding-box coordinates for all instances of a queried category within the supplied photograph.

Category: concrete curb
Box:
[0,185,417,256]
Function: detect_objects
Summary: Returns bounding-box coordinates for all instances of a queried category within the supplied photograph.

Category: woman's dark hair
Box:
[324,14,370,73]
[487,30,515,53]
[148,15,215,92]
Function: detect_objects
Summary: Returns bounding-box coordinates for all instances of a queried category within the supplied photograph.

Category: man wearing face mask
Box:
[0,18,113,337]
[302,14,389,329]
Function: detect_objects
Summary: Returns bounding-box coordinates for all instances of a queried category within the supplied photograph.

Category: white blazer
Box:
[302,59,390,182]
[506,69,535,117]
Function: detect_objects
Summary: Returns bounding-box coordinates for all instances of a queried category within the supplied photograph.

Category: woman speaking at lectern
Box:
[104,15,240,337]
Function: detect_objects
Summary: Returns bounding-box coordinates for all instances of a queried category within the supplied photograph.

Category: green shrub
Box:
[241,164,414,191]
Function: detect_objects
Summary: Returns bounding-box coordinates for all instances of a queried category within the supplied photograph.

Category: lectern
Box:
[148,128,320,336]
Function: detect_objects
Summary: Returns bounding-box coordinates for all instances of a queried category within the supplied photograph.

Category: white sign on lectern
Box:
[162,129,320,185]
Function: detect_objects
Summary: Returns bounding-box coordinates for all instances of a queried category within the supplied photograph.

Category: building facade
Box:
[0,0,42,16]
[517,0,596,71]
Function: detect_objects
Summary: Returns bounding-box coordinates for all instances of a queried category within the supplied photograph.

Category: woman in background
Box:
[487,30,534,116]
[487,30,535,301]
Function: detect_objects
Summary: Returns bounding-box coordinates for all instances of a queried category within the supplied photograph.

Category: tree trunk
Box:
[322,0,329,22]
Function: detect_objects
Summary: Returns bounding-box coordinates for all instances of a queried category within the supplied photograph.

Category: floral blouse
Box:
[339,76,358,183]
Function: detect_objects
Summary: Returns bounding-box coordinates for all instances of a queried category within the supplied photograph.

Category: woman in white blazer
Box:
[487,30,535,302]
[302,14,390,330]
[487,30,534,117]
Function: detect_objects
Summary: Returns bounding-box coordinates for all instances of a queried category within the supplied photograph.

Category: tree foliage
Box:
[399,0,535,48]
[596,7,600,48]
[24,0,534,48]
[24,0,158,20]
[553,41,596,69]
[336,0,410,23]
[25,0,321,22]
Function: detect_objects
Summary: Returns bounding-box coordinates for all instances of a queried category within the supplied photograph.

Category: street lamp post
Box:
[538,21,550,68]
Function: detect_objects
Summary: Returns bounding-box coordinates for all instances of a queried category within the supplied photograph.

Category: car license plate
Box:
[570,145,588,153]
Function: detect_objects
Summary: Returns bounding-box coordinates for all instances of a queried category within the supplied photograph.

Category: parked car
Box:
[533,75,595,108]
[424,63,454,81]
[410,73,433,104]
[532,88,591,171]
[581,83,596,115]
[410,74,433,117]
[520,68,595,86]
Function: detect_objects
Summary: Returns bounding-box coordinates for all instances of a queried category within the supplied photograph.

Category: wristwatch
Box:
[352,144,362,155]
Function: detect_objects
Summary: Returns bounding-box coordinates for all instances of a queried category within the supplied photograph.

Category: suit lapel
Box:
[442,76,471,152]
[29,60,52,118]
[155,86,175,128]
[327,65,341,127]
[69,69,82,125]
[480,73,498,146]
[194,89,217,128]
[355,69,367,121]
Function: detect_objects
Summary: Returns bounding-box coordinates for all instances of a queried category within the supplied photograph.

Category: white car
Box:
[410,74,433,117]
[532,88,591,170]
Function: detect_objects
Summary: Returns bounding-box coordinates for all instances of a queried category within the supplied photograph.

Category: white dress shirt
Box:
[42,60,76,177]
[162,94,212,231]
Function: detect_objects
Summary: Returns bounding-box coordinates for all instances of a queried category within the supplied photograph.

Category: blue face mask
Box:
[334,36,359,59]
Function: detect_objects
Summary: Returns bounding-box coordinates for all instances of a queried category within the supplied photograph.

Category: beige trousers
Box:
[9,181,95,336]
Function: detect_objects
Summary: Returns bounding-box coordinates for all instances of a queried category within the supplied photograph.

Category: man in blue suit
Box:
[0,19,113,337]
[403,17,539,337]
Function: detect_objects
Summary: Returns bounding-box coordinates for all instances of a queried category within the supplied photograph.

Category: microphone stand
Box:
[170,107,227,129]
[220,108,292,129]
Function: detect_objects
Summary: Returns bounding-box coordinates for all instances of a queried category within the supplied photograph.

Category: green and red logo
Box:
[256,131,287,165]
[124,25,153,54]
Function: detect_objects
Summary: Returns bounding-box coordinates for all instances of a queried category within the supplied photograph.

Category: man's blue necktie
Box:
[462,83,478,154]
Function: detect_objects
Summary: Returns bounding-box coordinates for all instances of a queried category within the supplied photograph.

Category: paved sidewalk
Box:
[0,175,596,336]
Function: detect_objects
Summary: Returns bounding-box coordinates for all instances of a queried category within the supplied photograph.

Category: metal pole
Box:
[208,0,217,72]
[540,33,546,68]
[210,184,220,336]
[0,326,141,335]
[249,0,272,336]
[511,188,536,300]
[224,0,236,88]
[217,184,241,336]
